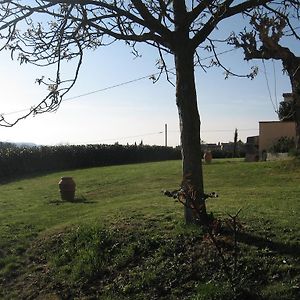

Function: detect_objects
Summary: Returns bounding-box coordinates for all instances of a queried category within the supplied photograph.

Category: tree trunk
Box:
[286,58,300,154]
[292,71,300,154]
[174,48,207,224]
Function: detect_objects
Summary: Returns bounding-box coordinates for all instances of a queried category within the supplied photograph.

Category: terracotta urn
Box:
[59,177,76,201]
[203,151,212,163]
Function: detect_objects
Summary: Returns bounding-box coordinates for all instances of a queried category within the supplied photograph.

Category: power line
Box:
[1,75,155,116]
[272,59,279,111]
[1,48,237,117]
[203,128,258,132]
[262,59,278,113]
[73,131,163,145]
[169,128,258,133]
[69,127,258,145]
[63,74,159,102]
[283,25,300,35]
[2,107,31,117]
[63,49,236,103]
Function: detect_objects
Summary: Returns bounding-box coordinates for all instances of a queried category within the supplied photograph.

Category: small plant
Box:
[163,185,247,299]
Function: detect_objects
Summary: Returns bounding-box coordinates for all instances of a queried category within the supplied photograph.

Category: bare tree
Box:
[230,5,300,152]
[0,1,295,223]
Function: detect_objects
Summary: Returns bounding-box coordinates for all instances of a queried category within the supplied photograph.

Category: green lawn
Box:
[0,159,299,299]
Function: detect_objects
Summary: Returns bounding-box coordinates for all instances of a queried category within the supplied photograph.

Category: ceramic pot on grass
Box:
[59,177,76,201]
[203,151,212,163]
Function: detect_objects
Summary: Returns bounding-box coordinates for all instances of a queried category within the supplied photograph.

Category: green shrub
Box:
[269,136,295,153]
[0,144,181,181]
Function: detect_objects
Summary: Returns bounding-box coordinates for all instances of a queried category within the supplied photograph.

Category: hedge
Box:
[0,144,181,182]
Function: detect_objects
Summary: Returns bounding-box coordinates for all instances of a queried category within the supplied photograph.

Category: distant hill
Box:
[0,141,37,148]
[15,142,38,148]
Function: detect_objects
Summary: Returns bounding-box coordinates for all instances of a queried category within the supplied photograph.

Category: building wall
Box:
[259,121,296,155]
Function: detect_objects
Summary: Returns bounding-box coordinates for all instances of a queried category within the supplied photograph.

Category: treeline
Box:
[202,141,246,159]
[208,149,246,159]
[0,143,181,182]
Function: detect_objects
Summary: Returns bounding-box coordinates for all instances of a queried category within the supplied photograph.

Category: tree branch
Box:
[191,0,271,50]
[132,0,172,40]
[187,0,212,25]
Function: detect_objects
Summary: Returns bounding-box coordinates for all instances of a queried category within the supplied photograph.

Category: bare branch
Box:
[208,38,258,79]
[191,0,271,50]
[187,0,213,25]
[131,0,173,40]
[264,3,300,40]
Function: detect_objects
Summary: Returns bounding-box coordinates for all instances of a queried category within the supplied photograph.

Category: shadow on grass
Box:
[48,196,96,205]
[237,231,300,257]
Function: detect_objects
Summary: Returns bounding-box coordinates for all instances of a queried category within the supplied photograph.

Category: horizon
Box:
[0,133,261,148]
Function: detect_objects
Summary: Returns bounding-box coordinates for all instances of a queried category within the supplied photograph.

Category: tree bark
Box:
[285,58,300,153]
[174,47,207,224]
[171,1,207,224]
[291,76,300,154]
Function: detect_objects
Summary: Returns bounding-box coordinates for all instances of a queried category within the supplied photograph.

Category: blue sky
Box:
[0,16,296,147]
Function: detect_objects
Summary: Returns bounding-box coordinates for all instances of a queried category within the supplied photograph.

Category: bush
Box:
[0,144,181,181]
[269,136,295,153]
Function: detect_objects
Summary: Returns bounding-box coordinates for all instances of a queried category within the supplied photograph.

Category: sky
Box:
[0,8,297,147]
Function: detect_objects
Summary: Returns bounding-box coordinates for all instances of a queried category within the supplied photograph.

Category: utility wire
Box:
[262,59,278,113]
[283,26,300,34]
[169,128,258,133]
[203,128,258,132]
[63,74,158,102]
[272,59,279,112]
[72,127,258,145]
[63,48,237,103]
[84,131,163,144]
[1,48,237,117]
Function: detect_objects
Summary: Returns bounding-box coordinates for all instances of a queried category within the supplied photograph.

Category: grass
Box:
[0,158,299,299]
